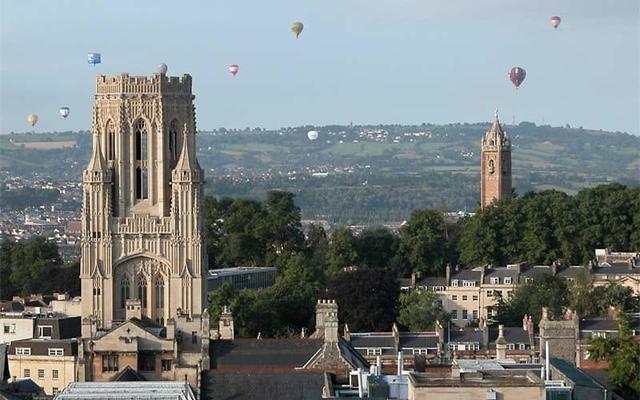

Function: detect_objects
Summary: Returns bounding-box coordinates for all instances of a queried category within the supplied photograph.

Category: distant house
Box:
[401,249,640,327]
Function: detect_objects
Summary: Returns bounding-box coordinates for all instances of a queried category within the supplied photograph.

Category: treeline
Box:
[205,183,639,338]
[0,237,80,300]
[460,183,640,266]
[0,186,60,210]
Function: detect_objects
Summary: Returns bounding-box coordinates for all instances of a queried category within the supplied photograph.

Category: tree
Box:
[569,268,599,317]
[355,227,400,270]
[326,228,358,276]
[570,269,638,317]
[324,268,399,332]
[398,209,449,276]
[496,273,569,326]
[587,311,640,398]
[398,289,449,331]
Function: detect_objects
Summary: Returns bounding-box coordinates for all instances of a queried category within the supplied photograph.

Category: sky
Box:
[1,0,638,135]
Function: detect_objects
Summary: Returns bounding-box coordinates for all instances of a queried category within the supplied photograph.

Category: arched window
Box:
[120,278,130,309]
[135,120,147,161]
[488,159,495,173]
[138,277,147,308]
[141,168,148,199]
[134,120,149,200]
[106,120,115,161]
[169,120,179,163]
[155,277,165,309]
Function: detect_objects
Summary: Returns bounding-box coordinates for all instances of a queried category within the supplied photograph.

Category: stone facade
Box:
[539,307,579,365]
[78,72,209,391]
[480,111,512,208]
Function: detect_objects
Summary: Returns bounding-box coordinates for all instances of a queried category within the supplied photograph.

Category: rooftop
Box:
[207,267,277,278]
[55,382,196,400]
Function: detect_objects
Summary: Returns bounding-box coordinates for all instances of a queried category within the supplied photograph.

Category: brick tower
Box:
[480,111,512,208]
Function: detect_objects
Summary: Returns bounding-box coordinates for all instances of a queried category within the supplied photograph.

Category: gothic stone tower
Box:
[80,72,206,330]
[480,111,512,208]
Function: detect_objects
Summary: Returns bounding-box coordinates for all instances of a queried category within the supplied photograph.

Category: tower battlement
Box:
[95,73,192,96]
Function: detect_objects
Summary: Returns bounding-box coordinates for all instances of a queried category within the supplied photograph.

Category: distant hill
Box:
[1,122,638,224]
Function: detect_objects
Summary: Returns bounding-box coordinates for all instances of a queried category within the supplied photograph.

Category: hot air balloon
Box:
[229,64,239,77]
[157,63,168,75]
[291,21,304,38]
[508,67,526,89]
[87,52,101,65]
[550,16,561,29]
[27,113,38,127]
[59,107,70,119]
[307,130,319,141]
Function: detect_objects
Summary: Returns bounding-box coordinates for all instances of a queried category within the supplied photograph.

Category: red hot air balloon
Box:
[229,64,239,77]
[508,67,526,89]
[550,16,561,29]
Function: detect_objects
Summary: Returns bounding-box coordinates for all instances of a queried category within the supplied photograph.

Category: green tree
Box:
[587,311,640,398]
[496,273,569,326]
[355,227,400,270]
[324,268,399,332]
[326,228,358,276]
[398,289,449,331]
[398,209,449,275]
[0,239,13,299]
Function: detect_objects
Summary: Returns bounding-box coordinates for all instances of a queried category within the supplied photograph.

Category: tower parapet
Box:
[95,73,193,96]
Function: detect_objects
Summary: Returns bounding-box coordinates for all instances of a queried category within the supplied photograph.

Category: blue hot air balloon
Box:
[87,53,101,65]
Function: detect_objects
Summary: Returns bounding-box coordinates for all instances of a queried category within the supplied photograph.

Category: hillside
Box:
[1,122,638,224]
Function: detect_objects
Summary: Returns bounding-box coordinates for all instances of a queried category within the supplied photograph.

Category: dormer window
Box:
[451,280,459,287]
[504,277,512,284]
[490,277,500,284]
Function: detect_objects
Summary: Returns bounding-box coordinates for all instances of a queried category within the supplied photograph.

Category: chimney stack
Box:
[446,263,451,284]
[495,324,507,360]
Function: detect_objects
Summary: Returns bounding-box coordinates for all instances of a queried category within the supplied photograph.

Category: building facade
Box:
[78,72,209,390]
[480,111,512,208]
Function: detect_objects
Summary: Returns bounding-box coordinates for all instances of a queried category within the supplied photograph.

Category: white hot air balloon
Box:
[27,113,38,127]
[157,63,168,75]
[307,130,319,141]
[59,107,70,119]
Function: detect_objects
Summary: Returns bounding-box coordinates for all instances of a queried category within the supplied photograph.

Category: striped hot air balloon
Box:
[228,64,239,77]
[550,16,561,29]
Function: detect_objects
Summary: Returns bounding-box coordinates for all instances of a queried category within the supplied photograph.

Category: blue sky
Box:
[1,0,638,134]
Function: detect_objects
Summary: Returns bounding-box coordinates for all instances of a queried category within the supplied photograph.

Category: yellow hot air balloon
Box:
[27,113,38,127]
[291,21,304,38]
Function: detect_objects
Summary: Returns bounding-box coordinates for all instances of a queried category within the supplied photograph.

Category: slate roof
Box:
[449,329,483,343]
[592,263,640,275]
[399,334,439,349]
[211,339,323,370]
[350,334,395,349]
[483,268,520,284]
[450,270,481,283]
[487,327,532,344]
[203,370,325,400]
[520,265,553,277]
[579,316,640,336]
[550,357,607,390]
[416,277,447,287]
[8,338,78,356]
